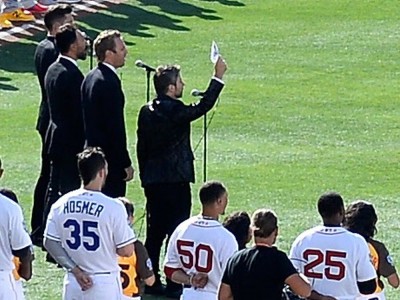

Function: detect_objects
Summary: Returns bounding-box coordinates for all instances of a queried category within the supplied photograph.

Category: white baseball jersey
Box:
[164,215,238,300]
[289,225,376,300]
[44,188,136,273]
[0,194,31,300]
[0,194,31,271]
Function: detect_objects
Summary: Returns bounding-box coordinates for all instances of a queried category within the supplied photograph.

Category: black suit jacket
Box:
[34,36,59,136]
[44,57,85,158]
[81,63,132,176]
[136,78,224,186]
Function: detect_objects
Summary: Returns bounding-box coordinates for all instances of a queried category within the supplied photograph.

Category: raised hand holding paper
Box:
[210,40,220,63]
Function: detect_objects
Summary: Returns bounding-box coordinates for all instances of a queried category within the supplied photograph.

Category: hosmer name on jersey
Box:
[63,200,104,217]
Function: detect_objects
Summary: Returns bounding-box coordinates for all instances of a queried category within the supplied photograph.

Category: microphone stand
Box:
[203,113,207,182]
[87,39,94,71]
[146,69,151,103]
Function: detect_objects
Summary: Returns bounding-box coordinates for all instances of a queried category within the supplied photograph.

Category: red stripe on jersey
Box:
[164,266,184,279]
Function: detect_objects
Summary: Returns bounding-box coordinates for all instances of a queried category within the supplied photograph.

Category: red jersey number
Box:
[303,249,347,281]
[177,240,213,273]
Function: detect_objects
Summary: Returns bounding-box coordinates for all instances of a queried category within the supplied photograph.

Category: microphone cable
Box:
[192,96,221,154]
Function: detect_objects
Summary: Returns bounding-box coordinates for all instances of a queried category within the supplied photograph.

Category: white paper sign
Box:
[210,40,220,63]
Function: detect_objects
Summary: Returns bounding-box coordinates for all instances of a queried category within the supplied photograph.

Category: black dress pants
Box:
[42,155,81,235]
[101,166,126,198]
[144,182,192,290]
[30,133,51,246]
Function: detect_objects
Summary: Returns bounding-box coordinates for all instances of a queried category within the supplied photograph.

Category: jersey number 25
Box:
[303,249,347,281]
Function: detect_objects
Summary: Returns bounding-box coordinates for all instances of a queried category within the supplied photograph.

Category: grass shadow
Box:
[80,2,194,39]
[0,76,19,91]
[0,33,41,74]
[137,0,222,20]
[200,0,245,7]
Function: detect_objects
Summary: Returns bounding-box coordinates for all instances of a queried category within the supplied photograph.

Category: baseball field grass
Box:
[0,0,399,299]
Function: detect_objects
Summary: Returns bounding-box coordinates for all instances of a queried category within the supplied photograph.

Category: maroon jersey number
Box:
[177,240,214,273]
[303,249,347,281]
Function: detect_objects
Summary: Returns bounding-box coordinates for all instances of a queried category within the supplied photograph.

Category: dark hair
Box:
[77,147,106,185]
[118,197,135,217]
[44,4,72,31]
[317,192,344,218]
[94,29,120,62]
[343,200,377,239]
[0,188,19,203]
[199,181,227,206]
[55,23,77,54]
[223,211,250,250]
[153,65,181,96]
[252,209,278,238]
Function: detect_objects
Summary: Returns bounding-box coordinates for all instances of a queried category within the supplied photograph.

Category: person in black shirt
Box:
[219,209,311,300]
[137,56,227,297]
[31,4,74,247]
[42,25,88,259]
[81,30,134,198]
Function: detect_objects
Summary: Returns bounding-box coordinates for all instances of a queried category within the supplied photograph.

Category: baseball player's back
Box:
[46,188,135,273]
[164,215,238,300]
[0,194,32,300]
[290,225,376,300]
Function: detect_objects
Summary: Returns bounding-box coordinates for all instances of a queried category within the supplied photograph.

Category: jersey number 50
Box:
[63,219,100,251]
[177,240,213,273]
[303,249,347,281]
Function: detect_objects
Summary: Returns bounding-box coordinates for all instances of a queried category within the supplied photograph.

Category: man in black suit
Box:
[43,23,87,236]
[81,30,134,198]
[136,56,227,297]
[31,4,73,247]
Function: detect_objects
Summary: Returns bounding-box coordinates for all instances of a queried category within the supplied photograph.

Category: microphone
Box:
[135,60,156,72]
[191,89,205,97]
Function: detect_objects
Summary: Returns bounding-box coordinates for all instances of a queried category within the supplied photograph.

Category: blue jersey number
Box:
[63,219,100,251]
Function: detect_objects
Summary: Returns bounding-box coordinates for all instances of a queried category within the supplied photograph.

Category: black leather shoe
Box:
[165,289,182,299]
[165,281,182,300]
[31,236,43,248]
[144,282,165,295]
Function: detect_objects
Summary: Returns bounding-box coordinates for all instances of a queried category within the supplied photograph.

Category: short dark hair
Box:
[55,23,77,54]
[119,197,135,217]
[77,147,106,186]
[94,29,120,62]
[44,4,72,31]
[252,209,278,238]
[223,211,250,250]
[317,192,344,218]
[343,200,377,239]
[0,188,19,203]
[199,181,227,206]
[153,65,181,96]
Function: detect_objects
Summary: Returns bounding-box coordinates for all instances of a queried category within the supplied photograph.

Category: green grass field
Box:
[1,0,400,299]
